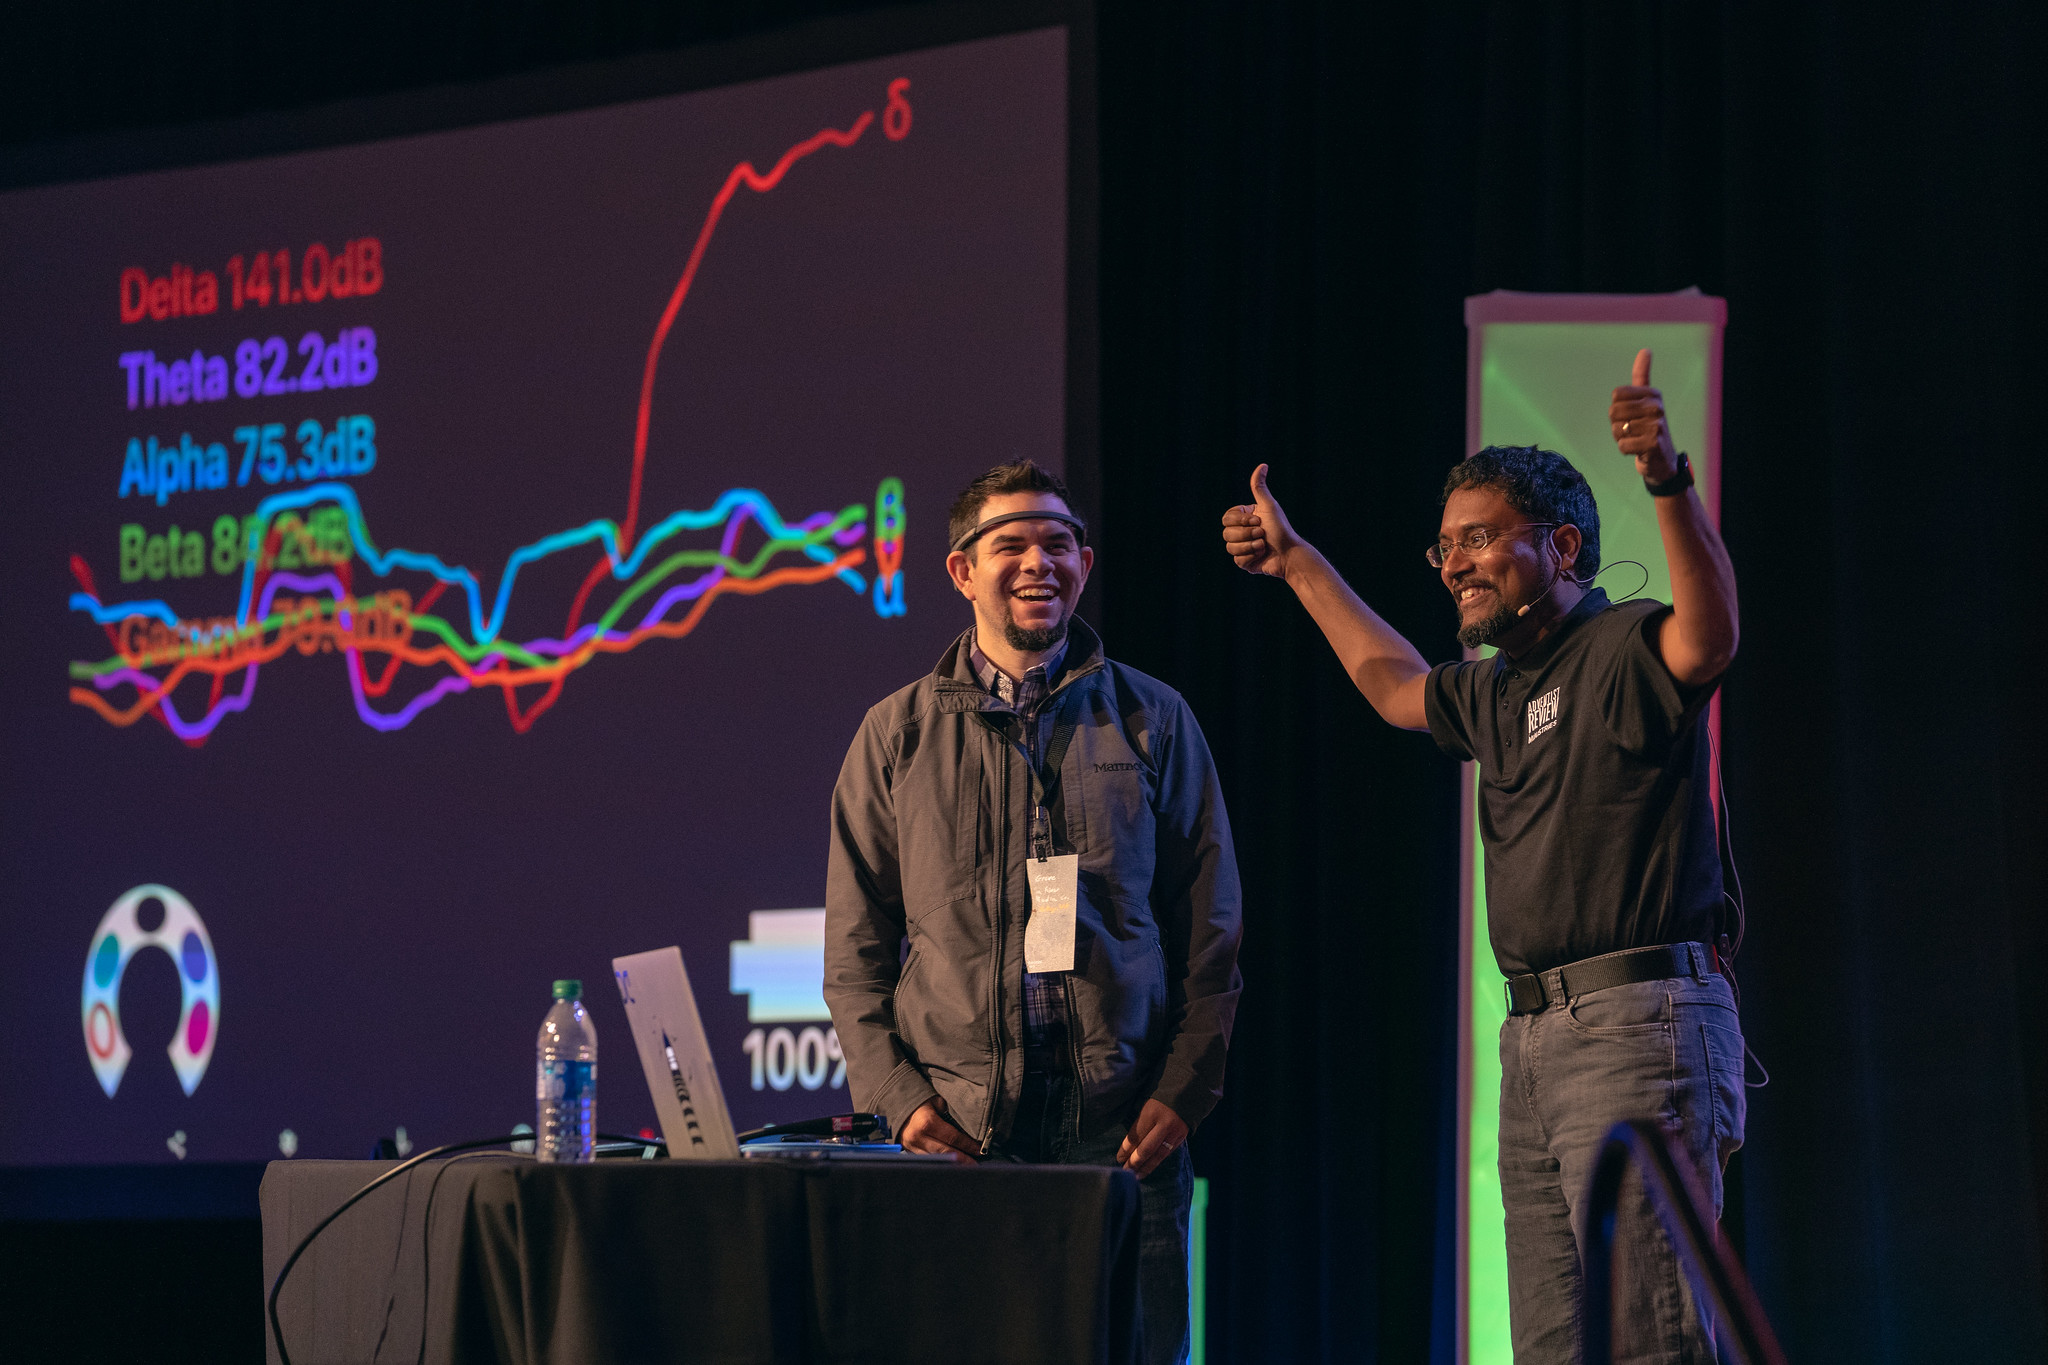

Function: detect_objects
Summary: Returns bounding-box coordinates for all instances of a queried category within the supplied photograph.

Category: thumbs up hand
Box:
[1610,347,1681,482]
[1221,463,1306,578]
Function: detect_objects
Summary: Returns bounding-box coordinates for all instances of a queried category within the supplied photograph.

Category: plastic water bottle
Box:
[536,979,596,1163]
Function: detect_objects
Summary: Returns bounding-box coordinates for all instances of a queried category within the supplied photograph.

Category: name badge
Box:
[1023,854,1079,973]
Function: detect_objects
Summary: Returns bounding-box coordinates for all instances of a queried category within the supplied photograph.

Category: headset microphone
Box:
[1517,542,1563,619]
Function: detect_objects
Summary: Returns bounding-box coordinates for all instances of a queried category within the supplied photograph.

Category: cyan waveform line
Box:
[72,485,865,648]
[72,594,179,627]
[316,481,842,643]
[222,483,856,644]
[70,506,857,679]
[71,487,871,739]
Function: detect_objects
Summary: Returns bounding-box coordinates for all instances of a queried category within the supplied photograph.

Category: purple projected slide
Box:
[0,27,1069,1164]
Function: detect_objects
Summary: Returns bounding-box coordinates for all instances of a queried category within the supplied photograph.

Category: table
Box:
[260,1155,1141,1365]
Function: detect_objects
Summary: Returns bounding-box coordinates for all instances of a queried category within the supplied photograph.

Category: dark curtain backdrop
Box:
[6,3,2046,1362]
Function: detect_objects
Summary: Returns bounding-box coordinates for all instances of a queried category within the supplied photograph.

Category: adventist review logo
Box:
[81,884,220,1097]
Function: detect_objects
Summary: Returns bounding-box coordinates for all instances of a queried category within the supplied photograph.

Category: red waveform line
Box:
[358,579,447,699]
[503,670,562,735]
[83,105,886,742]
[502,551,863,734]
[75,555,154,733]
[73,553,178,741]
[623,111,876,554]
[561,109,879,651]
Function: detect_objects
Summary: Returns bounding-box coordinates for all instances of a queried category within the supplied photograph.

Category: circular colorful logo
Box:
[81,885,219,1097]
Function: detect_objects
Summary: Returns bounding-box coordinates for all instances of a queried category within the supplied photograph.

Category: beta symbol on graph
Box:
[82,884,220,1097]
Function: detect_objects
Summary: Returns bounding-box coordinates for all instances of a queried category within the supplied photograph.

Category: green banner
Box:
[1461,305,1722,1364]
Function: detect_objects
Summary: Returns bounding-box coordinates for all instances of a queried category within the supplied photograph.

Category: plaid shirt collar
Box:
[967,634,1068,711]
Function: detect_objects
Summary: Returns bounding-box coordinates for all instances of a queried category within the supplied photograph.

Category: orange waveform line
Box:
[73,551,863,728]
[71,689,155,728]
[501,550,866,730]
[72,553,178,739]
[92,622,518,725]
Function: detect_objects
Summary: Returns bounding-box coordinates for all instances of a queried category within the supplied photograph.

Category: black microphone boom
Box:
[1517,556,1561,619]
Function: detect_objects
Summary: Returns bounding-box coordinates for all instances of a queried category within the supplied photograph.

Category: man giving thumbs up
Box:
[1221,350,1743,1365]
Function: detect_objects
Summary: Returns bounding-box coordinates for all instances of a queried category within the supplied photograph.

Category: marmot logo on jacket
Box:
[1094,762,1141,772]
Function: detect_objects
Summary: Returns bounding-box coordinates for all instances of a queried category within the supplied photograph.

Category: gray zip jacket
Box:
[824,618,1243,1148]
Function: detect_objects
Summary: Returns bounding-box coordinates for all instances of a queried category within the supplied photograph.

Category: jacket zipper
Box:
[981,735,1007,1154]
[972,656,1106,1156]
[1049,661,1104,1144]
[1063,974,1085,1142]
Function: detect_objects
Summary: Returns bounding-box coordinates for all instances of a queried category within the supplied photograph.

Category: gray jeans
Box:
[1498,953,1747,1364]
[996,1068,1193,1365]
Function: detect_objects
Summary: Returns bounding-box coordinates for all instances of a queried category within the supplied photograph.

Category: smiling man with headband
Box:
[826,458,1244,1365]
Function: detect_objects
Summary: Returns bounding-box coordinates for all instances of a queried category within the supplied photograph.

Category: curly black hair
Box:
[1441,445,1601,578]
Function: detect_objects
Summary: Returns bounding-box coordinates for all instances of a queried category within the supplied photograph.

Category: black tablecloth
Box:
[260,1155,1141,1365]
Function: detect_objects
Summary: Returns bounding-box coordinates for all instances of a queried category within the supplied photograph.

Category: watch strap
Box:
[1645,452,1694,498]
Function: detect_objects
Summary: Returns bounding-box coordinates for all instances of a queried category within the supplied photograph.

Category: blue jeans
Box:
[998,1068,1193,1365]
[1498,951,1747,1365]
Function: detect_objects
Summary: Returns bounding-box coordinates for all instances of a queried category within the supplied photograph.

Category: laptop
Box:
[611,946,741,1160]
[612,943,950,1163]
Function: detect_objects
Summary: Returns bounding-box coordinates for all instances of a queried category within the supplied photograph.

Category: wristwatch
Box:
[1645,452,1694,498]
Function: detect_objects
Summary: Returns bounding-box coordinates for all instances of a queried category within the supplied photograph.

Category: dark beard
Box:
[1003,617,1070,654]
[1456,598,1518,649]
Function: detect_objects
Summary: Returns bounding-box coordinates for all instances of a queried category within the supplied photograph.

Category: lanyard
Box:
[1008,687,1079,863]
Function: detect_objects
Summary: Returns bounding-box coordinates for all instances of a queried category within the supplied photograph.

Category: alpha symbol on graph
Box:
[81,884,220,1097]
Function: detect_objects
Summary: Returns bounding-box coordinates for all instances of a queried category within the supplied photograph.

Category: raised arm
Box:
[1221,464,1431,731]
[1609,349,1740,687]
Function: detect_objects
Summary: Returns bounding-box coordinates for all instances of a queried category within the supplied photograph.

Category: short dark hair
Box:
[1441,445,1601,578]
[947,459,1077,555]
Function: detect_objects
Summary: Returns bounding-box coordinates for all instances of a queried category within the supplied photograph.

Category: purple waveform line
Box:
[517,560,728,653]
[351,513,862,717]
[345,654,472,732]
[721,509,752,556]
[635,567,725,631]
[94,506,864,738]
[91,571,349,740]
[505,622,606,657]
[93,663,243,742]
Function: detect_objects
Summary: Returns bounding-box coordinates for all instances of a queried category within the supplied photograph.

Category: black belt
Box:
[1504,942,1716,1017]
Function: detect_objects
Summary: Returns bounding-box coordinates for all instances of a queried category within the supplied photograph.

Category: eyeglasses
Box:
[1425,522,1560,569]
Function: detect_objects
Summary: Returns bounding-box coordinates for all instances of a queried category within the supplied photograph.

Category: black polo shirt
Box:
[1424,587,1724,977]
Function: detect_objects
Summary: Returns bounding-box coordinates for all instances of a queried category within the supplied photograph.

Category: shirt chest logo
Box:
[1525,686,1562,744]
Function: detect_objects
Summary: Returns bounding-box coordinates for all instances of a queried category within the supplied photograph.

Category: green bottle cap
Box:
[552,979,582,1000]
